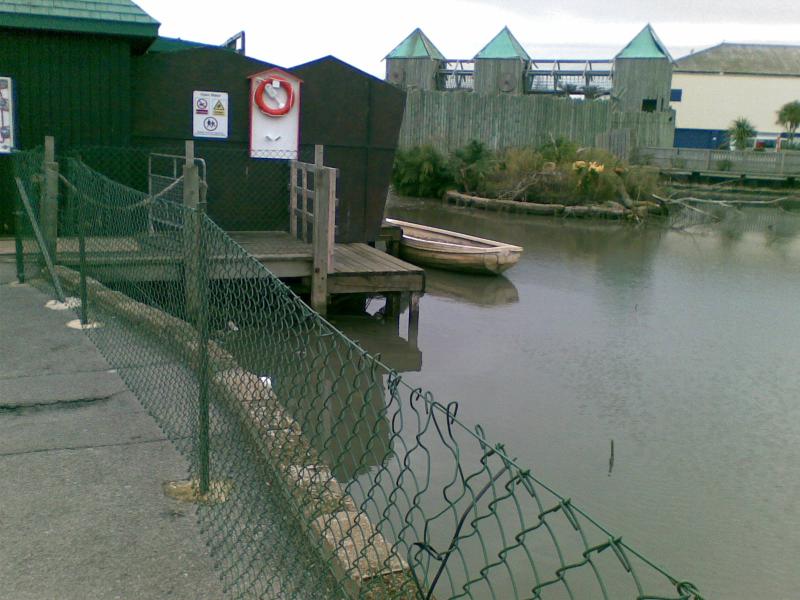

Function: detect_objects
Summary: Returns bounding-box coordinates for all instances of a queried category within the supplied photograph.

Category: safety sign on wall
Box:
[249,68,301,159]
[193,90,228,139]
[0,77,15,154]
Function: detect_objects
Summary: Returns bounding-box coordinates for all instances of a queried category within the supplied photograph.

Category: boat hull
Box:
[386,218,522,276]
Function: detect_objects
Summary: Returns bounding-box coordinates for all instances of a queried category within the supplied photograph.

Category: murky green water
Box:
[332,197,800,599]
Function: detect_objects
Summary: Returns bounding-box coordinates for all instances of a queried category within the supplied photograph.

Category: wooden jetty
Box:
[33,139,425,327]
[641,146,800,181]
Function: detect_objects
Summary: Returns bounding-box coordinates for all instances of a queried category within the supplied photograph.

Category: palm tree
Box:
[728,117,757,151]
[776,100,800,144]
[582,85,602,100]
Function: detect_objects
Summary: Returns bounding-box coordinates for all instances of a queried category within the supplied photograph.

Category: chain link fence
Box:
[12,146,704,600]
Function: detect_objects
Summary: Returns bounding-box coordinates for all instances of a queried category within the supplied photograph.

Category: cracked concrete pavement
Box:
[0,259,225,600]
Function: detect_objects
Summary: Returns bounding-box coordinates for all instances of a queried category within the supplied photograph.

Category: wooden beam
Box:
[289,160,298,238]
[408,292,420,347]
[310,166,332,315]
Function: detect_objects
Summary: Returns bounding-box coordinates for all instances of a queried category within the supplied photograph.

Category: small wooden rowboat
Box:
[385,218,523,275]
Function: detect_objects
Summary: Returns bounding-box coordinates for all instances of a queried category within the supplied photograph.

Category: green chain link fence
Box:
[12,145,704,600]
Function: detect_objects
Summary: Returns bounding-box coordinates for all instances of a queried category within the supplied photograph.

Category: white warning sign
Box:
[0,76,15,154]
[193,90,228,139]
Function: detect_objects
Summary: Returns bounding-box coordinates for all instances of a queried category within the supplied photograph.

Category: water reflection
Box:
[381,195,800,598]
[329,314,422,373]
[426,270,519,306]
[222,326,393,482]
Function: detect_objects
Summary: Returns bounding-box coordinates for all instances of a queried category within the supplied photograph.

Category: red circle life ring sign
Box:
[254,77,294,117]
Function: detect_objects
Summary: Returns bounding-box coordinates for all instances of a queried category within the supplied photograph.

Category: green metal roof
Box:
[616,24,672,60]
[148,36,215,54]
[474,26,530,60]
[386,28,445,60]
[0,0,160,38]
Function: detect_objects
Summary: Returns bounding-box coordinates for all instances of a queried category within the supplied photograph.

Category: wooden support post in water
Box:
[408,292,420,348]
[42,136,59,264]
[386,293,401,320]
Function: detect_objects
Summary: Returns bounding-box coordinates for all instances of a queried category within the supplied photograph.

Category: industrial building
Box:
[671,43,800,148]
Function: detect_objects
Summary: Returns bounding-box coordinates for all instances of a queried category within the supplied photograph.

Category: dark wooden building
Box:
[0,0,159,232]
[0,1,406,243]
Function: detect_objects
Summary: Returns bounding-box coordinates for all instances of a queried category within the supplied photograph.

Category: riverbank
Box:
[443,190,664,220]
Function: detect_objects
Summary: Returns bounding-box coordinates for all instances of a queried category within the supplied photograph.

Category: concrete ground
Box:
[0,258,225,600]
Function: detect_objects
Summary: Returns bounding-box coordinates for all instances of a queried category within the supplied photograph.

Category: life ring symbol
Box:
[254,77,294,117]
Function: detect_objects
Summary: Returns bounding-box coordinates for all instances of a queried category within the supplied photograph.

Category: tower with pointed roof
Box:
[473,27,529,95]
[385,28,445,91]
[613,24,674,113]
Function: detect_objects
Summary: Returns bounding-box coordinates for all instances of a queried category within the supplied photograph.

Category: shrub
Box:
[391,145,453,198]
[485,147,545,200]
[449,140,495,195]
[572,160,626,204]
[623,166,662,201]
[538,137,578,165]
[575,147,624,170]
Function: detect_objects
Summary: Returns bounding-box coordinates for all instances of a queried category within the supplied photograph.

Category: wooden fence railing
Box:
[639,147,800,177]
[290,145,337,313]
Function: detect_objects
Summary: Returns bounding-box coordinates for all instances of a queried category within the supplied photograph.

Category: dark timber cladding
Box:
[292,57,406,243]
[0,29,133,148]
[132,50,405,243]
[0,0,159,233]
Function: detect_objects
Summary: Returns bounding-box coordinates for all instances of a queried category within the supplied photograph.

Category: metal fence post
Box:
[78,192,88,326]
[13,193,24,284]
[182,141,201,322]
[42,136,59,264]
[196,186,211,496]
[182,140,211,496]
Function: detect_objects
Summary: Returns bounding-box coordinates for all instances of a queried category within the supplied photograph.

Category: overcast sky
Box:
[134,0,799,76]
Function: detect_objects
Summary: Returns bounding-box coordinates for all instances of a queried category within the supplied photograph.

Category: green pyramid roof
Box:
[386,28,445,60]
[0,0,159,38]
[616,24,673,60]
[475,27,530,60]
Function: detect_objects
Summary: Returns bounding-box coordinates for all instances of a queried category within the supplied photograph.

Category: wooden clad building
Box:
[384,28,444,91]
[472,27,530,96]
[0,1,406,243]
[612,24,674,114]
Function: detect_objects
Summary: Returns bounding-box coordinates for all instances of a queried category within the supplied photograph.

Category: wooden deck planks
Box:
[54,231,424,294]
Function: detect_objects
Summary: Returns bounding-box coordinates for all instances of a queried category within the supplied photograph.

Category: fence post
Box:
[196,182,211,497]
[182,141,201,322]
[42,136,59,264]
[78,192,88,326]
[289,160,298,238]
[311,148,331,315]
[13,192,24,284]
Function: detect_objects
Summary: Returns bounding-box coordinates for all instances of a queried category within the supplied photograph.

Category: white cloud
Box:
[133,0,797,76]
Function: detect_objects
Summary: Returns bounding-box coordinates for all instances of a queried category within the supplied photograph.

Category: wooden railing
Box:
[290,145,337,314]
[639,147,800,177]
